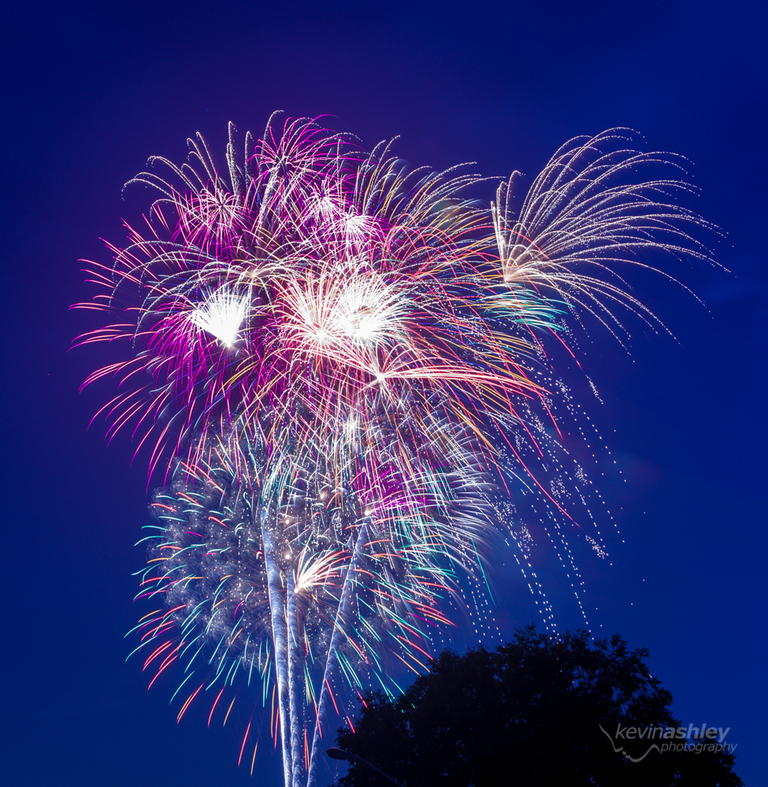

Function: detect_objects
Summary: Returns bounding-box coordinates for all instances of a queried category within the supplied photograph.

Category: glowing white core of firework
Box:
[190,289,247,347]
[342,213,370,238]
[316,195,337,218]
[332,275,402,345]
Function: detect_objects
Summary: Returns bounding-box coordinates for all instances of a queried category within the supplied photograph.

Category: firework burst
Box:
[76,114,713,786]
[131,418,490,785]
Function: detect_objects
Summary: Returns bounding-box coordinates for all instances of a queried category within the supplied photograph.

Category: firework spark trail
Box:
[304,515,369,786]
[77,114,714,786]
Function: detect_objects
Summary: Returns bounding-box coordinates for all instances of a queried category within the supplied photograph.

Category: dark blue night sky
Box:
[2,1,765,785]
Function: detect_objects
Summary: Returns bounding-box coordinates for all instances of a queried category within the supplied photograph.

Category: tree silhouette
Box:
[333,626,741,787]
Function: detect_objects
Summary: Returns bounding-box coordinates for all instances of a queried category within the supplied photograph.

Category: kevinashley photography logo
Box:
[599,722,737,763]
